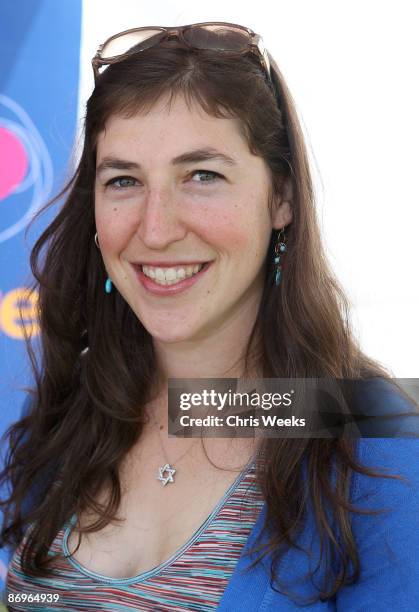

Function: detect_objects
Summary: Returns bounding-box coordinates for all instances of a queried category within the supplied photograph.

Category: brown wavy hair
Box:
[0,34,409,604]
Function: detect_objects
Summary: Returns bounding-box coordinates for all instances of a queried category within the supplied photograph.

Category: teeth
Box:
[142,263,205,285]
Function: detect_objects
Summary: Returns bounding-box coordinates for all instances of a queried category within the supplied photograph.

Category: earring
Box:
[274,228,287,286]
[94,233,112,293]
[105,278,113,294]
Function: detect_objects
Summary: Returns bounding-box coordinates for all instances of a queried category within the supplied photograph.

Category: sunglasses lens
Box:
[183,24,249,51]
[101,29,165,59]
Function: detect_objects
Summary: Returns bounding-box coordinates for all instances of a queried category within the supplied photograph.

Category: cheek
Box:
[95,204,138,253]
[196,212,243,254]
[228,216,272,270]
[206,208,269,254]
[193,201,258,250]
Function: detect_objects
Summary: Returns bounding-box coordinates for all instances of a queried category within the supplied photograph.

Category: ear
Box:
[272,177,293,229]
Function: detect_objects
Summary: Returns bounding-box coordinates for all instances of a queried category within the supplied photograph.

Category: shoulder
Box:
[352,377,417,413]
[334,408,419,612]
[349,377,419,436]
[349,377,419,498]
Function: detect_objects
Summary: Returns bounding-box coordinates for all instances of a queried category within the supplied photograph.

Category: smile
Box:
[131,261,212,296]
[142,263,205,285]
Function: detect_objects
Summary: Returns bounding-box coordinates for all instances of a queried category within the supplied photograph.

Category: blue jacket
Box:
[218,437,419,610]
[218,380,419,610]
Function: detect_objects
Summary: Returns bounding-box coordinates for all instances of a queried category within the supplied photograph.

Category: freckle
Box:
[113,207,117,211]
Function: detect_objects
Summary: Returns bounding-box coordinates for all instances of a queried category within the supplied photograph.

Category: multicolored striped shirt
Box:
[5,461,264,611]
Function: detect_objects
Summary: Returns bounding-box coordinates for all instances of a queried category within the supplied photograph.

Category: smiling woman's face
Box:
[94,93,291,345]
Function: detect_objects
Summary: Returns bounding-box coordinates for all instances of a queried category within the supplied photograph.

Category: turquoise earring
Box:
[105,278,113,294]
[94,233,113,295]
[274,228,287,286]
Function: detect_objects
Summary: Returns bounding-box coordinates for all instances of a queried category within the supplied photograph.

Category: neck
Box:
[153,306,262,382]
[143,309,263,470]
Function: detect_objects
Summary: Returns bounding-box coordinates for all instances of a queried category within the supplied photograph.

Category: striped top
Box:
[6,461,264,611]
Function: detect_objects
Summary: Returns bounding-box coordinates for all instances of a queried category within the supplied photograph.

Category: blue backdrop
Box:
[0,0,82,587]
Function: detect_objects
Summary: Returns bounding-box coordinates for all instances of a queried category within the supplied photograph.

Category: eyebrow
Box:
[96,147,238,175]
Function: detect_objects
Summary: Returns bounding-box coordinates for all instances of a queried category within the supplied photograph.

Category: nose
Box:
[135,186,187,249]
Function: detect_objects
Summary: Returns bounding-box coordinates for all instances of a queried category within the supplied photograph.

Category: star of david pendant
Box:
[157,463,176,486]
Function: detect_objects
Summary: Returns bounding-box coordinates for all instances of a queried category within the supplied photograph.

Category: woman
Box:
[1,22,418,611]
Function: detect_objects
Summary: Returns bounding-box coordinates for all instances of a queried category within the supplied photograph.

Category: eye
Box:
[104,176,138,189]
[189,170,223,184]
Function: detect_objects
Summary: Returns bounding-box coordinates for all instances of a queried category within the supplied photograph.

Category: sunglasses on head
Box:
[91,21,272,84]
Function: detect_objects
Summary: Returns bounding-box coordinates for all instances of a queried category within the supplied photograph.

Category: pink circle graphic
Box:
[0,126,28,201]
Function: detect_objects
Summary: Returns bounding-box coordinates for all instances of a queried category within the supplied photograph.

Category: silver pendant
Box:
[157,463,176,486]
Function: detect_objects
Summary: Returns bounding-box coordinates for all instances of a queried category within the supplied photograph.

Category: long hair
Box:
[0,35,406,603]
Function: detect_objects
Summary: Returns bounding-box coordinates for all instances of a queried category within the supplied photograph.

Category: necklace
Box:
[150,412,198,486]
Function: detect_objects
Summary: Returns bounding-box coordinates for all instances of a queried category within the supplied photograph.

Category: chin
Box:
[138,318,200,345]
[153,331,205,347]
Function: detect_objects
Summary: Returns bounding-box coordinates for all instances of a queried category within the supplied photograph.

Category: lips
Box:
[131,261,212,296]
